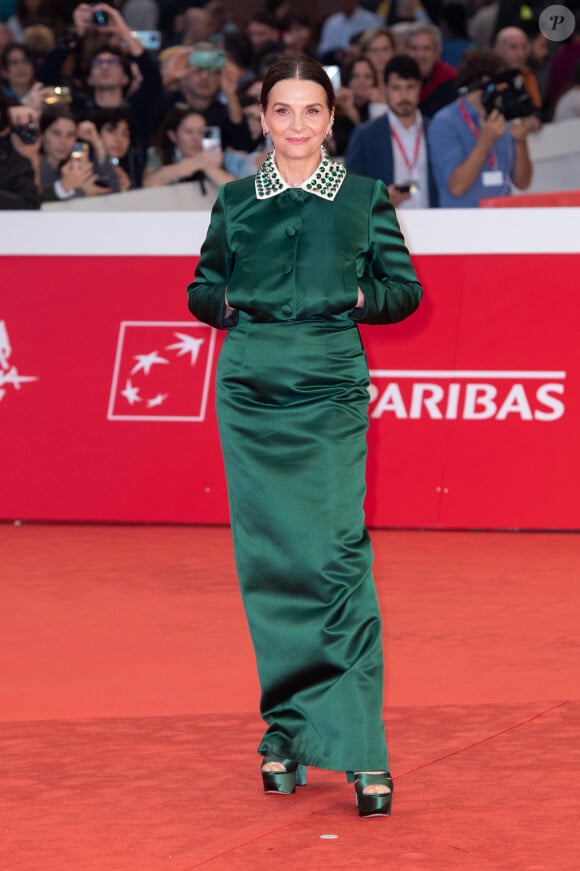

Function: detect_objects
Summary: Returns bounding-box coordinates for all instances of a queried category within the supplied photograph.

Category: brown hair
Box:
[154,105,206,165]
[456,48,505,90]
[357,27,396,56]
[260,55,335,111]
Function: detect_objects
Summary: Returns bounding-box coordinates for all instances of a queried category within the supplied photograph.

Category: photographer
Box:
[142,105,234,190]
[0,93,41,209]
[36,3,162,155]
[427,48,534,207]
[162,41,253,152]
[37,103,118,201]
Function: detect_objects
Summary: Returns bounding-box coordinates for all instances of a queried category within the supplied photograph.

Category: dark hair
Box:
[224,30,254,69]
[1,42,35,73]
[456,48,505,90]
[260,55,335,111]
[0,89,11,131]
[155,105,206,165]
[39,103,76,134]
[93,106,135,140]
[383,55,421,85]
[342,55,378,89]
[88,45,132,80]
[441,3,469,40]
[248,10,279,29]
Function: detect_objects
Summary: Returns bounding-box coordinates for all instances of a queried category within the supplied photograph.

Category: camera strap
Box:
[458,99,496,170]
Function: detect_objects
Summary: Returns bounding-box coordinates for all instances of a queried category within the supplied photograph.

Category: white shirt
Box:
[387,109,429,210]
[317,7,383,56]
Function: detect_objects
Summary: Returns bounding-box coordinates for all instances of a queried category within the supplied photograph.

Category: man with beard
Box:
[345,55,439,208]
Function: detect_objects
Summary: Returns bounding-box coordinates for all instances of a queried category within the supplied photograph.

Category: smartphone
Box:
[43,86,71,106]
[201,126,222,152]
[394,181,419,194]
[70,141,89,160]
[131,30,162,51]
[323,65,341,92]
[93,9,109,26]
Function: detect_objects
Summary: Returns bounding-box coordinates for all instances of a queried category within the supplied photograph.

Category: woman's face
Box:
[3,47,34,89]
[365,35,394,75]
[348,60,376,103]
[171,112,204,157]
[100,119,131,159]
[261,78,332,166]
[42,116,77,164]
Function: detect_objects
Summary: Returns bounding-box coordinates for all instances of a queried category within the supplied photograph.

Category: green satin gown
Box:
[187,163,422,772]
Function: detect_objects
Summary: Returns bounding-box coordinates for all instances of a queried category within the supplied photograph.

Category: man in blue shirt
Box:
[427,48,534,207]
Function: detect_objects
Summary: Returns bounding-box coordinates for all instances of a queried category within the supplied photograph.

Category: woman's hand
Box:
[22,83,50,112]
[114,164,132,192]
[77,120,108,164]
[60,156,96,192]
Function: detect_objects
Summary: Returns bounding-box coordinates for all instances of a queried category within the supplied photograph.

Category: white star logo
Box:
[147,393,168,408]
[131,350,169,376]
[0,367,38,390]
[166,333,205,365]
[121,379,142,405]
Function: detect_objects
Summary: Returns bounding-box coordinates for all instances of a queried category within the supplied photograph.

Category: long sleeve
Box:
[0,151,40,210]
[345,122,370,177]
[357,179,423,325]
[187,185,237,329]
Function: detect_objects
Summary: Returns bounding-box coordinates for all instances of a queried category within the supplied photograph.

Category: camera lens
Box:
[14,122,38,145]
[93,10,109,26]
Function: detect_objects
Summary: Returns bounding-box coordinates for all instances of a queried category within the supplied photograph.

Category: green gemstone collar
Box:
[255,148,346,202]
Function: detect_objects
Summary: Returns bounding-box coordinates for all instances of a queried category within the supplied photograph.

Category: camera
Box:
[131,30,161,51]
[201,126,221,152]
[93,9,109,26]
[322,65,341,92]
[188,48,226,71]
[70,141,89,160]
[13,121,38,145]
[474,68,535,121]
[43,86,71,106]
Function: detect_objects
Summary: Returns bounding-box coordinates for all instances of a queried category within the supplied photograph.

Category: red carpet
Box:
[1,525,579,869]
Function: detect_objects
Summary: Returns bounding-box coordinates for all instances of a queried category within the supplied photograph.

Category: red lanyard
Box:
[458,98,496,169]
[390,124,423,175]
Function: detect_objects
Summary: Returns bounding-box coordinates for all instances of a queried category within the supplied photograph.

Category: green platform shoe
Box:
[346,771,393,817]
[261,755,308,794]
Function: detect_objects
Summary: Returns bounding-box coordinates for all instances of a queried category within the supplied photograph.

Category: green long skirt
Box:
[216,314,389,772]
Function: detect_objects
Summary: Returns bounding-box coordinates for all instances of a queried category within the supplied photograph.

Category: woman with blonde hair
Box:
[358,26,396,102]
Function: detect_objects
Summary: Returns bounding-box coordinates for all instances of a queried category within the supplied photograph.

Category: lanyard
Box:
[390,124,423,175]
[458,98,496,169]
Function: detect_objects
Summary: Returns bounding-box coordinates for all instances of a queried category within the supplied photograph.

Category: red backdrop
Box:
[1,228,579,529]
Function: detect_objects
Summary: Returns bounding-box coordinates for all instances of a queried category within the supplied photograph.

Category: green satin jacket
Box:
[188,172,423,328]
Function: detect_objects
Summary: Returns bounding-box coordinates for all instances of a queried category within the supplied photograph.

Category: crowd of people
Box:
[2,0,580,210]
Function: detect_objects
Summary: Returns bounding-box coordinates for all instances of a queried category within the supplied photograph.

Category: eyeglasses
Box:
[91,57,123,67]
[7,57,33,67]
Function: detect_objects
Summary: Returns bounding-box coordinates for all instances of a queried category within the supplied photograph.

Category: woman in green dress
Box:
[187,55,423,817]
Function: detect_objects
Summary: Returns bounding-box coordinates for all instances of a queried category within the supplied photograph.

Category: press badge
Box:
[482,170,504,186]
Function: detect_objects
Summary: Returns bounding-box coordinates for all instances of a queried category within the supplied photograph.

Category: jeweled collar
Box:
[255,148,346,201]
